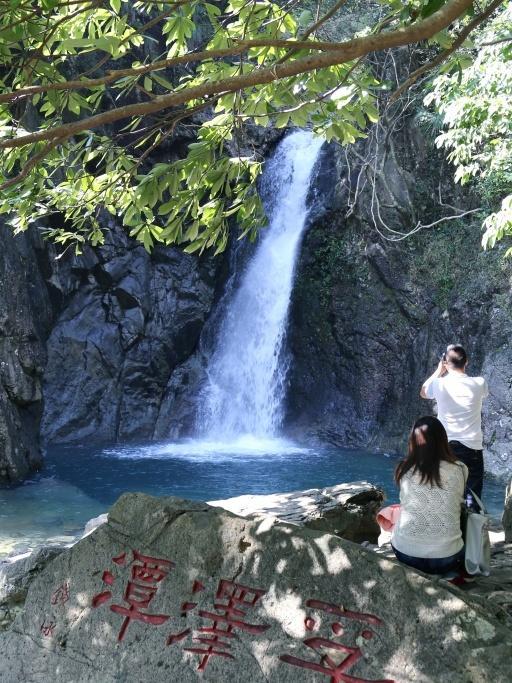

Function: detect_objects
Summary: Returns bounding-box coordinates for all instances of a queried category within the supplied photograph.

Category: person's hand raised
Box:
[436,358,447,377]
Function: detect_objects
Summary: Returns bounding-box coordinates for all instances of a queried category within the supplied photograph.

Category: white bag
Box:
[464,489,491,576]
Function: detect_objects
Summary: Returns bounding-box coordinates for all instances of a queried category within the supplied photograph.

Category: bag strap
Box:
[468,488,487,514]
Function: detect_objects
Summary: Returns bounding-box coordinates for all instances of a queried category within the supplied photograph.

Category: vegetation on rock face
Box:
[426,1,512,254]
[0,0,506,253]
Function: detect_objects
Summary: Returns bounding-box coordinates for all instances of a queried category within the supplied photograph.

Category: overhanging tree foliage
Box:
[0,0,506,253]
[426,1,512,254]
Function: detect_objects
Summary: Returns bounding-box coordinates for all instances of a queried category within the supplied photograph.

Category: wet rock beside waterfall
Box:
[41,227,221,445]
[209,481,384,543]
[1,492,512,682]
[0,226,53,482]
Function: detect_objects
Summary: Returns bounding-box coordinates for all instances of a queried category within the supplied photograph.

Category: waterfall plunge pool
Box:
[0,438,507,558]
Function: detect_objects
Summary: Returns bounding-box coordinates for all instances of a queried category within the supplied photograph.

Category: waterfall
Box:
[196,130,324,440]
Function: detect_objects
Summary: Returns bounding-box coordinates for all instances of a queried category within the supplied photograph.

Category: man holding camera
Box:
[420,344,488,499]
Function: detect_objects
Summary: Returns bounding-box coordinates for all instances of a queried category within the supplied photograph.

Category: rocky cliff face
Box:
[0,219,224,482]
[0,227,53,482]
[286,115,512,477]
[1,117,510,482]
[40,222,223,446]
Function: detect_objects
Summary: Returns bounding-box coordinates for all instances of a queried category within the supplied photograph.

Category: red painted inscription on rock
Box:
[167,579,270,672]
[280,598,395,683]
[40,620,56,637]
[92,550,174,641]
[51,581,70,606]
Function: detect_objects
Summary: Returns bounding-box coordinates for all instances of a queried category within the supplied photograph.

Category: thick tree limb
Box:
[0,0,483,151]
[0,47,248,105]
[389,0,506,103]
[235,37,359,50]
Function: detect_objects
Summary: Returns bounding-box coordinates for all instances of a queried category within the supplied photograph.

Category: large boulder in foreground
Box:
[210,481,384,543]
[1,493,511,682]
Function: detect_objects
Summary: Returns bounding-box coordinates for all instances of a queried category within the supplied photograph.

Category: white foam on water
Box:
[101,435,311,462]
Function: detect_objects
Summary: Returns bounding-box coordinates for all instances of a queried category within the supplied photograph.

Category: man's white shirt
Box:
[424,371,488,450]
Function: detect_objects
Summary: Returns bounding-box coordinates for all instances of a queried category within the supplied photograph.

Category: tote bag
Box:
[464,489,491,576]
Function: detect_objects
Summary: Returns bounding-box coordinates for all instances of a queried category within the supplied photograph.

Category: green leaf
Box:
[420,0,446,19]
[152,73,175,90]
[298,10,313,28]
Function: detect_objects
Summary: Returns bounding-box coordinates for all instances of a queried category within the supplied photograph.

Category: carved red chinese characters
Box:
[40,620,56,637]
[92,550,174,641]
[51,581,70,606]
[168,579,270,671]
[280,598,395,683]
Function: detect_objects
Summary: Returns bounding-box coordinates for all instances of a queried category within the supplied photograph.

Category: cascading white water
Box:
[196,130,324,440]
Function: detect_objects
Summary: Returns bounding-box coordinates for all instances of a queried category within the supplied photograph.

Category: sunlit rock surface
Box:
[0,546,64,632]
[210,481,384,543]
[1,493,511,682]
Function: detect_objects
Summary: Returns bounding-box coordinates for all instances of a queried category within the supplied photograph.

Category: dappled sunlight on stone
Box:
[377,557,397,571]
[275,558,287,574]
[66,606,84,621]
[211,482,384,544]
[1,493,511,682]
[262,586,306,638]
[449,622,466,642]
[256,517,277,535]
[76,592,90,608]
[249,554,262,576]
[364,579,377,590]
[313,534,351,574]
[425,585,439,596]
[416,596,463,625]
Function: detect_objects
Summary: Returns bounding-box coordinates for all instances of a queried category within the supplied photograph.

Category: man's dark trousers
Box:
[449,440,484,499]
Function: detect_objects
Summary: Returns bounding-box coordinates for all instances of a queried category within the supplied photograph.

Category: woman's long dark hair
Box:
[395,416,457,488]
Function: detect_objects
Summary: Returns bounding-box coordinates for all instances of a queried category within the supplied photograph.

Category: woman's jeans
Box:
[392,546,464,574]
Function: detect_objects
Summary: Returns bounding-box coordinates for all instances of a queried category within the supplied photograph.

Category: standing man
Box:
[420,344,488,499]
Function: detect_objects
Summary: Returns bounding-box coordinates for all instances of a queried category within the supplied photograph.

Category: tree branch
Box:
[0,0,480,152]
[0,47,248,104]
[478,35,512,46]
[0,137,64,191]
[235,37,357,51]
[389,0,505,103]
[301,0,350,40]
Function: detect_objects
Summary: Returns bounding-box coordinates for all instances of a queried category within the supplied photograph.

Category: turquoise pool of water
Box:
[0,437,507,557]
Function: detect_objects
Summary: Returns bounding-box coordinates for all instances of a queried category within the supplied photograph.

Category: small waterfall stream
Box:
[196,131,324,440]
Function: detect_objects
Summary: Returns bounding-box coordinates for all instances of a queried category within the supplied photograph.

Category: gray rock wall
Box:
[41,224,221,445]
[0,219,222,481]
[0,227,53,482]
[286,117,512,477]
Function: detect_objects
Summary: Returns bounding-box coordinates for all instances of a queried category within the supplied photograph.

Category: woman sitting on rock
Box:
[391,415,467,574]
